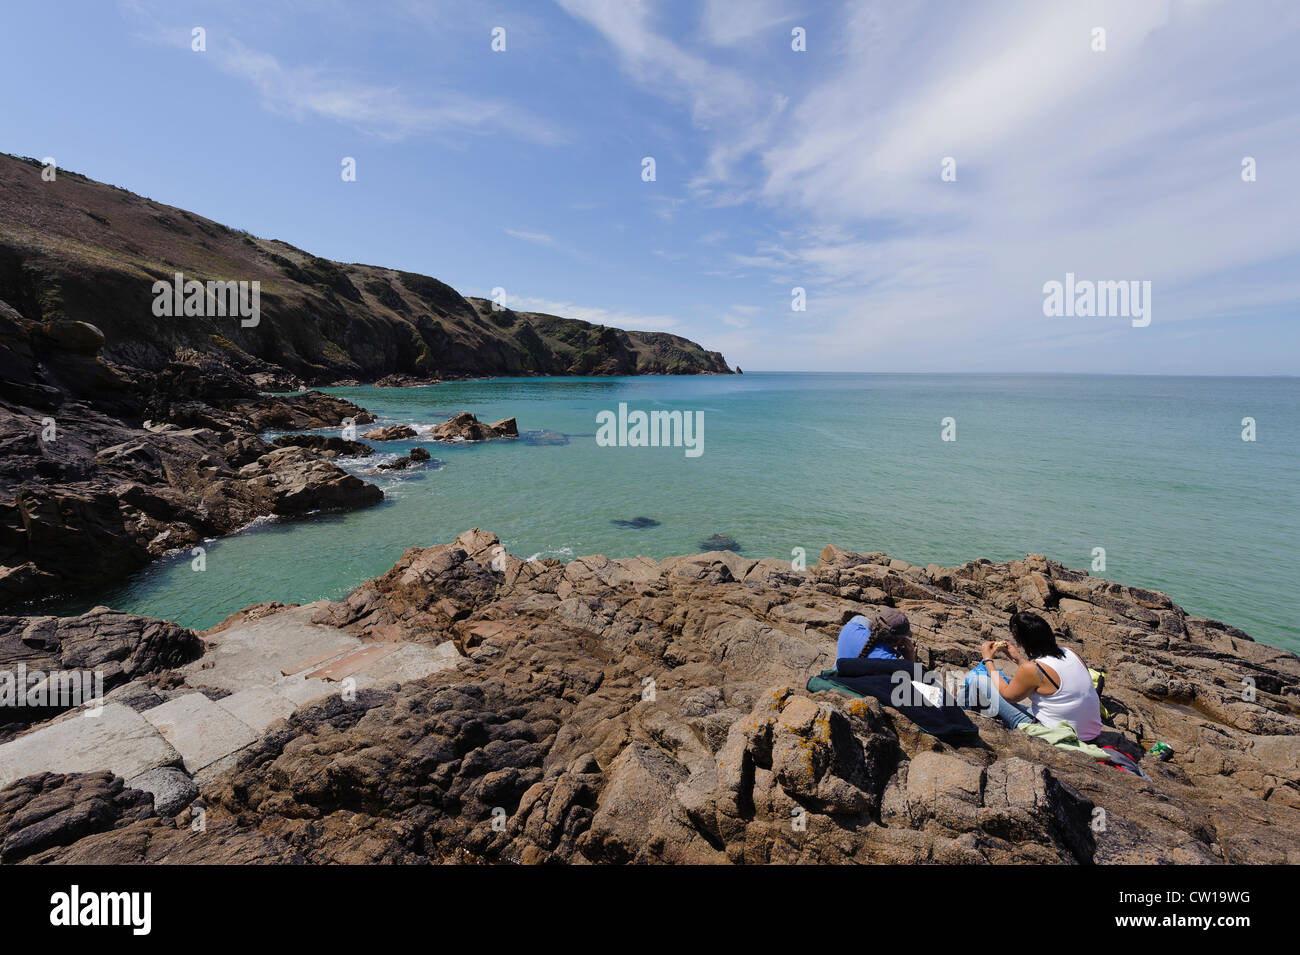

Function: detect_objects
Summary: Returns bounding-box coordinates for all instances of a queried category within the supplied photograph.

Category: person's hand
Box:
[1004,642,1025,665]
[980,640,998,662]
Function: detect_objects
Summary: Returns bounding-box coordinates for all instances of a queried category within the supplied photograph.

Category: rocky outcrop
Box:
[375,447,437,472]
[271,434,374,458]
[4,530,1292,864]
[0,771,155,863]
[0,769,299,864]
[0,149,734,606]
[430,413,517,442]
[362,425,417,442]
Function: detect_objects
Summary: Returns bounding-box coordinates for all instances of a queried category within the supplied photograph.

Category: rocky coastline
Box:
[0,529,1295,864]
[0,150,736,606]
[1,151,1295,867]
[0,298,385,605]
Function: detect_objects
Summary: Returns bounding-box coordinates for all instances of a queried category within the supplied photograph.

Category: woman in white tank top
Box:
[976,611,1104,741]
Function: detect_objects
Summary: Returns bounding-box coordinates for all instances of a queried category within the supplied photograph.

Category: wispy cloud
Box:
[506,294,680,332]
[504,228,557,246]
[699,0,801,47]
[556,0,762,126]
[213,39,565,143]
[125,5,564,145]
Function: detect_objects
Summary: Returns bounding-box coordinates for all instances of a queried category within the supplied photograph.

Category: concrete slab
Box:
[273,676,339,707]
[0,703,180,787]
[354,642,463,688]
[185,604,362,694]
[142,693,259,773]
[215,687,298,733]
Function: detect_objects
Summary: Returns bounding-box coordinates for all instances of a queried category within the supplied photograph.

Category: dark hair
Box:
[1008,611,1064,659]
[858,613,913,659]
[857,629,887,659]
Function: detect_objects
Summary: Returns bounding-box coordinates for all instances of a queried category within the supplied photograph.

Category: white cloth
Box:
[1027,647,1103,741]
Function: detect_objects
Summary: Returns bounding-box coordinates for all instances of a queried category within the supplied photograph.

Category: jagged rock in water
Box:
[362,425,417,441]
[375,446,439,472]
[430,413,516,442]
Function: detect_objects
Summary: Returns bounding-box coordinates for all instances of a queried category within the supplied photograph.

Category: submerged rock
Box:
[700,534,740,552]
[612,516,660,529]
[374,374,440,388]
[522,429,569,446]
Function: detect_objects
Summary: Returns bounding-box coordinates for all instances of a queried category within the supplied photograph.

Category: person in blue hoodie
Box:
[835,609,916,663]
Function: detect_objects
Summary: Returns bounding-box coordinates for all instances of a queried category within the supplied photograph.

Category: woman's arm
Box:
[979,640,1041,703]
[998,664,1042,704]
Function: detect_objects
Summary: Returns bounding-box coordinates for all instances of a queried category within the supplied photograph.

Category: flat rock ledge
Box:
[0,530,1296,864]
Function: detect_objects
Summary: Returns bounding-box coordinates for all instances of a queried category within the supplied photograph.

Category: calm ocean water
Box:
[47,374,1300,651]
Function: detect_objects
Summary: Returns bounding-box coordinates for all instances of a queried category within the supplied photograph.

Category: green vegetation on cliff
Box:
[0,154,733,386]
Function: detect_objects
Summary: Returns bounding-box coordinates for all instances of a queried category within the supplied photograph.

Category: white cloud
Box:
[506,294,681,332]
[213,39,565,143]
[504,228,558,247]
[556,0,761,126]
[699,0,800,47]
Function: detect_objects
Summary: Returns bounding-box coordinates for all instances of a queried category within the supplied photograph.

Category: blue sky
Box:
[1,0,1297,373]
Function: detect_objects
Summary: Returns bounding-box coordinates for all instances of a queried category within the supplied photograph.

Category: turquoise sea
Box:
[46,374,1300,652]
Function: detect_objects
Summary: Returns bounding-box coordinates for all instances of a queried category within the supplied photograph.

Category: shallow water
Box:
[43,373,1300,652]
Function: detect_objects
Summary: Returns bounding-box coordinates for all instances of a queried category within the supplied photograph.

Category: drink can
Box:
[1147,741,1174,760]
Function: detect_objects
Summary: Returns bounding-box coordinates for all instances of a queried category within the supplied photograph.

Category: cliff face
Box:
[0,153,732,385]
[1,530,1295,865]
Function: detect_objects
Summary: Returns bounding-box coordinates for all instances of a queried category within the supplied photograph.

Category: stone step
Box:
[214,686,299,734]
[0,603,467,792]
[0,703,180,788]
[141,693,260,775]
